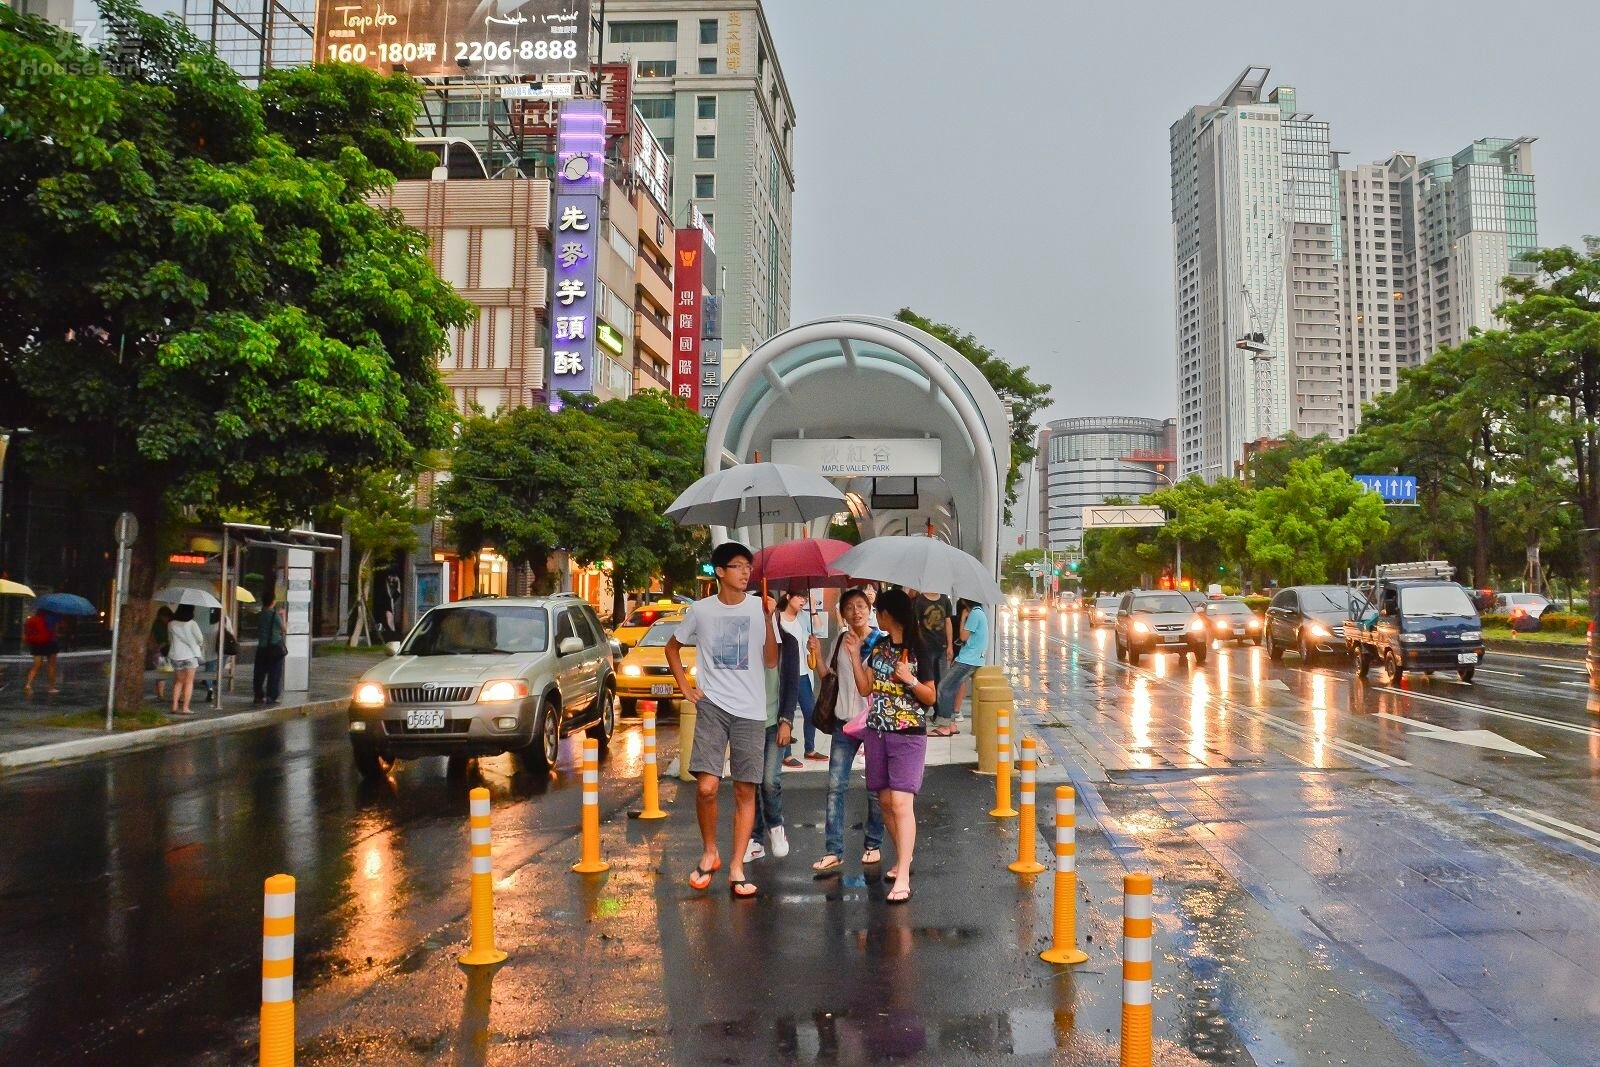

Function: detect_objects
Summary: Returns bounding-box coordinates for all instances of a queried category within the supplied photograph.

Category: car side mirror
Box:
[558,636,584,655]
[384,641,402,657]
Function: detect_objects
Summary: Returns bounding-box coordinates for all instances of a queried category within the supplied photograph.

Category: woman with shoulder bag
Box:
[809,587,886,875]
[253,595,287,706]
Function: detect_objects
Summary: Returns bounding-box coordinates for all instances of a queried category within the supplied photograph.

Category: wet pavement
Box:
[1,614,1596,1064]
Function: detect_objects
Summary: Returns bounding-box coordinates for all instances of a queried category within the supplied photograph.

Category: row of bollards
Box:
[981,668,1154,1067]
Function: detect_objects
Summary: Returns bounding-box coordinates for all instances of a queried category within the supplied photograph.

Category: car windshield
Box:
[1303,588,1366,614]
[401,606,549,655]
[637,620,681,647]
[1207,601,1252,617]
[1399,585,1476,617]
[1131,593,1193,614]
[1096,597,1119,609]
[625,606,679,627]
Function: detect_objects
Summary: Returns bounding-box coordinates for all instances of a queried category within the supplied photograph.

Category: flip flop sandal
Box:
[887,886,914,904]
[861,848,882,865]
[729,879,758,898]
[811,855,843,874]
[688,863,718,891]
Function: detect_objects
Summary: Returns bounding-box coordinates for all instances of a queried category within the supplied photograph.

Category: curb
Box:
[1483,637,1587,663]
[0,698,349,776]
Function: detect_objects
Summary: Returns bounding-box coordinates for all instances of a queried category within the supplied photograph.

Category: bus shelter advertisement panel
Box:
[315,0,590,78]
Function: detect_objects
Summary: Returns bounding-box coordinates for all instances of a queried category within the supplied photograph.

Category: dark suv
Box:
[1114,589,1210,666]
[1264,585,1365,664]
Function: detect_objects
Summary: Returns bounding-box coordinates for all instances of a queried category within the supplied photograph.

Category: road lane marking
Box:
[1496,810,1600,857]
[1360,686,1600,739]
[1542,663,1586,673]
[1372,713,1544,757]
[1475,668,1524,678]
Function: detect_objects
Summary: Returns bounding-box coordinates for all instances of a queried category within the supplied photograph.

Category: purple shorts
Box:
[863,729,928,794]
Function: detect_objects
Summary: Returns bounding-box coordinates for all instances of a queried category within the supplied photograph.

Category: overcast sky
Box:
[764,0,1599,428]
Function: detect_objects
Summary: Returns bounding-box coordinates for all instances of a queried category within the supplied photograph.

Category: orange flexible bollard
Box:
[1008,737,1045,874]
[259,874,295,1067]
[573,738,611,874]
[990,709,1017,818]
[1040,786,1089,965]
[636,711,667,819]
[1120,872,1154,1067]
[461,787,508,965]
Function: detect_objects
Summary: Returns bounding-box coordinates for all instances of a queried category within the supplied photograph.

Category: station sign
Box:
[314,0,589,80]
[1354,474,1418,505]
[771,438,943,478]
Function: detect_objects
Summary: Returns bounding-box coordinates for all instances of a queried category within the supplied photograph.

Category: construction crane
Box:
[1236,174,1294,442]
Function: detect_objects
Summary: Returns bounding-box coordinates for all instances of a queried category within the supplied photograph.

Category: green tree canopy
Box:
[0,3,472,708]
[1246,457,1390,585]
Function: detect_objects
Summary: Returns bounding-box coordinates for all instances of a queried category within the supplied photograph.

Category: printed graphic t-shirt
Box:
[864,637,936,734]
[956,606,989,666]
[917,595,954,656]
[676,593,769,720]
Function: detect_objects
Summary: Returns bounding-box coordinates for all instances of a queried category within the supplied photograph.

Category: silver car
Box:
[347,595,616,780]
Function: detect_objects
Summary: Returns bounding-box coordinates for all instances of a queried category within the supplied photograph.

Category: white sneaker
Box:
[769,825,790,858]
[743,839,766,863]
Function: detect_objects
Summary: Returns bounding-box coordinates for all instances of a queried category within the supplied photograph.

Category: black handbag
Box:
[812,636,845,735]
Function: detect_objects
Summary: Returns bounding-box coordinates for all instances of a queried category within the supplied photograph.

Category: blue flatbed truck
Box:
[1344,561,1486,684]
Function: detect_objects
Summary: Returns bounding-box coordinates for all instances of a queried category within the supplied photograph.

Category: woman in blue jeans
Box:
[809,587,885,874]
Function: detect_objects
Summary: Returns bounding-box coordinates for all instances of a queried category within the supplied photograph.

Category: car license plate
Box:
[1457,652,1478,664]
[406,709,446,730]
[650,683,674,696]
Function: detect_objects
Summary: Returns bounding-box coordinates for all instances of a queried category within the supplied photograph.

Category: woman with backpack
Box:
[23,608,59,695]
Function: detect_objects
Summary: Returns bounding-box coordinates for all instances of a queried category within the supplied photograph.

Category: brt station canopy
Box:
[704,316,1011,577]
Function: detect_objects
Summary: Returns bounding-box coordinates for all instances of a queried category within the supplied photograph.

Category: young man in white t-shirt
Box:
[667,541,779,898]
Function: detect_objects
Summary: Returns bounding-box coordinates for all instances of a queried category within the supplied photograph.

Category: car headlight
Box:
[1246,619,1261,629]
[621,664,642,677]
[1132,620,1151,635]
[688,664,697,676]
[1305,623,1330,639]
[1459,631,1482,642]
[353,682,386,707]
[1213,619,1231,632]
[479,679,530,703]
[1189,619,1208,633]
[1398,632,1426,644]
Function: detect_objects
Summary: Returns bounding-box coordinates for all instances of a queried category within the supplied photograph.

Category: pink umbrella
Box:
[750,538,854,588]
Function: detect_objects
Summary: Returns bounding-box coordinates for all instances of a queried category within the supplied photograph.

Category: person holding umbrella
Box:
[166,604,206,715]
[666,541,780,898]
[22,607,60,695]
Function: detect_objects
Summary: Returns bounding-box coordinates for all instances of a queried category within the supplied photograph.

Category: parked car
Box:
[612,598,686,650]
[615,618,696,715]
[1114,589,1210,666]
[1264,585,1366,663]
[1089,595,1120,628]
[346,596,616,781]
[1203,597,1264,645]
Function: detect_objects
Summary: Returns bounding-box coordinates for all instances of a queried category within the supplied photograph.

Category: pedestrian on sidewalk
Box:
[846,588,936,904]
[149,605,174,701]
[253,594,287,705]
[914,587,954,696]
[931,599,987,736]
[778,591,823,765]
[667,541,779,899]
[22,608,60,695]
[810,586,886,875]
[751,596,796,862]
[166,604,206,715]
[862,582,879,628]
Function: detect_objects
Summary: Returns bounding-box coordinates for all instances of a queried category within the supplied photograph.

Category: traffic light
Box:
[1069,560,1081,573]
[699,562,715,577]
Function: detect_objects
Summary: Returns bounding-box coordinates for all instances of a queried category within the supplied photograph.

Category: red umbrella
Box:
[750,538,854,588]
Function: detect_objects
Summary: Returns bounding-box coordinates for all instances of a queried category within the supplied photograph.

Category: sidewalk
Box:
[0,646,381,773]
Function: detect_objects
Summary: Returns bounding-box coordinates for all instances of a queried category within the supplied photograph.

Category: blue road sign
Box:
[1354,474,1418,505]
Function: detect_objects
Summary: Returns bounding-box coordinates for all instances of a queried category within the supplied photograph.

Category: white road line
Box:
[1509,806,1600,845]
[1496,811,1600,857]
[1370,686,1600,739]
[1475,668,1525,678]
[1542,663,1587,673]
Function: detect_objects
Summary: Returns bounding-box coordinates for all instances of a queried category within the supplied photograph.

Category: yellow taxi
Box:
[612,598,687,651]
[616,618,695,715]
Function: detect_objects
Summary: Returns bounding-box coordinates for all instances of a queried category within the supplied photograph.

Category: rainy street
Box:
[2,611,1598,1065]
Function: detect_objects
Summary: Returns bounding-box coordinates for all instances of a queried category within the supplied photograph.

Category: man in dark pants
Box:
[253,595,287,705]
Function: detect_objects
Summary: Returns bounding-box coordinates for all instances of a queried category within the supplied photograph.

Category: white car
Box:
[1494,592,1551,620]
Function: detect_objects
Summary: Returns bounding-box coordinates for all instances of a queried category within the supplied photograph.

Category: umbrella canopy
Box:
[154,586,223,610]
[0,579,34,597]
[666,462,846,530]
[167,577,256,605]
[750,538,854,588]
[35,592,97,616]
[832,537,1005,605]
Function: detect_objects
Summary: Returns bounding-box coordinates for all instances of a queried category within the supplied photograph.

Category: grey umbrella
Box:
[832,536,1005,605]
[666,462,846,531]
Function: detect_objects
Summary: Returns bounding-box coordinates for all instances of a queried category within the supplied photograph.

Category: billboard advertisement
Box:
[314,0,590,79]
[671,228,704,411]
[548,100,604,399]
[509,62,629,137]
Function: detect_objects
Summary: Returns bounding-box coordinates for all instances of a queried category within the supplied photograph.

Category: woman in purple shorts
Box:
[846,587,936,904]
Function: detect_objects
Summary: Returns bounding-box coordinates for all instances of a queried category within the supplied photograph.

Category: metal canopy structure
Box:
[703,316,1011,577]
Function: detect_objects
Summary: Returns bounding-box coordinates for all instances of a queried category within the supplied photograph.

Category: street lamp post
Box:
[1114,463,1180,585]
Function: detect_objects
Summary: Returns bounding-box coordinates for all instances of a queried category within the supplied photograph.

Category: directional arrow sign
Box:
[1374,713,1543,757]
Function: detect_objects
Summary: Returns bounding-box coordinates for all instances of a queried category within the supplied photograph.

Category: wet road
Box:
[1009,611,1600,1066]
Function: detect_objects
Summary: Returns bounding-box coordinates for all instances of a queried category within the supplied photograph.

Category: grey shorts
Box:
[171,658,200,671]
[688,698,765,783]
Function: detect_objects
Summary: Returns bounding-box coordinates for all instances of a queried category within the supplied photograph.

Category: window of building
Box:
[635,96,674,119]
[697,95,717,119]
[658,136,673,155]
[700,213,713,233]
[699,18,718,44]
[695,134,715,159]
[636,59,676,78]
[698,57,717,74]
[694,174,715,199]
[611,20,677,43]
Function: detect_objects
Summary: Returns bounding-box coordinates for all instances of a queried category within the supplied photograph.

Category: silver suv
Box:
[347,595,616,780]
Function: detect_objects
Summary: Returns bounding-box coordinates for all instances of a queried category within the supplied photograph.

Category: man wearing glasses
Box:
[667,541,779,898]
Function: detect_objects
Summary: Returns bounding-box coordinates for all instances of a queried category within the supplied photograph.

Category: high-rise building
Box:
[1037,417,1177,551]
[603,1,794,370]
[182,0,313,84]
[1172,68,1340,480]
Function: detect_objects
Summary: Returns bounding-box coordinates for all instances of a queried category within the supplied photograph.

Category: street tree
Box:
[1145,476,1256,583]
[332,471,432,647]
[1001,548,1047,593]
[0,4,472,710]
[1246,457,1390,585]
[894,309,1051,522]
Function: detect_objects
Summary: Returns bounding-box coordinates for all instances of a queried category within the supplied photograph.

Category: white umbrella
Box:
[832,536,1005,605]
[154,586,223,610]
[666,462,846,530]
[0,578,34,597]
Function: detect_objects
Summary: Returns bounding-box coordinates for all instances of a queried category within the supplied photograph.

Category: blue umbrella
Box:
[34,592,97,617]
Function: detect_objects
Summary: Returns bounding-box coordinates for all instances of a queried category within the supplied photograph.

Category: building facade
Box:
[182,0,314,84]
[1038,417,1177,551]
[604,0,795,379]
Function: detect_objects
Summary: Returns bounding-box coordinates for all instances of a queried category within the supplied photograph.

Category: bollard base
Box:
[572,860,612,874]
[1009,860,1046,874]
[459,947,508,966]
[630,808,668,820]
[990,806,1018,818]
[1041,946,1089,965]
